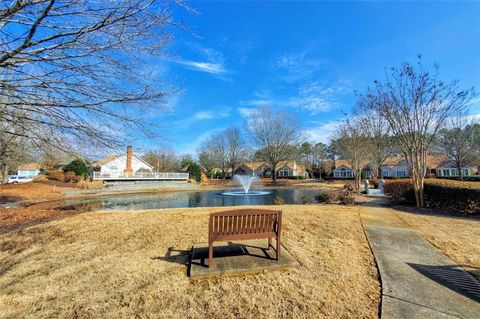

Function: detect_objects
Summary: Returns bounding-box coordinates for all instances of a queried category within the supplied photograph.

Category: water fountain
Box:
[221,175,270,196]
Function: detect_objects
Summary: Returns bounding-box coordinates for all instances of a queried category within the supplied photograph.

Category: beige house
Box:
[233,161,308,178]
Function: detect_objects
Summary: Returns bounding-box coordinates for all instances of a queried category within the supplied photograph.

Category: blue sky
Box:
[138,1,480,156]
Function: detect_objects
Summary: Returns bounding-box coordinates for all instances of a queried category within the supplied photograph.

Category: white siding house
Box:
[333,161,354,178]
[17,163,41,177]
[93,147,152,177]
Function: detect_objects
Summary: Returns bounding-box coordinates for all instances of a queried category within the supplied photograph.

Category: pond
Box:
[60,188,323,212]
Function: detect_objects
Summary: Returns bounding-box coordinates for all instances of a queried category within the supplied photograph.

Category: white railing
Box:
[93,172,189,180]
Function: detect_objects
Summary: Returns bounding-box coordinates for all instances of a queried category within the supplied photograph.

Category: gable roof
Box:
[92,154,153,169]
[241,162,269,171]
[382,156,408,167]
[17,163,41,170]
[92,155,120,167]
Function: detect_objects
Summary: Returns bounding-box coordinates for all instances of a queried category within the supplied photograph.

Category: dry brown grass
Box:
[0,205,379,318]
[76,180,104,190]
[395,209,480,281]
[0,181,74,202]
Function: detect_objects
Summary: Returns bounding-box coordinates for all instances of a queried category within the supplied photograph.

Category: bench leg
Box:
[268,237,272,250]
[208,240,214,268]
[276,237,281,261]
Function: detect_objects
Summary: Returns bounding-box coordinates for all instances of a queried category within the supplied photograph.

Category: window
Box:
[396,170,407,177]
[463,168,469,176]
[443,169,450,177]
[383,170,389,177]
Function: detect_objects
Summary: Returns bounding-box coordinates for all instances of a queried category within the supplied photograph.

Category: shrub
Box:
[188,178,197,184]
[338,192,355,206]
[186,163,202,182]
[273,195,285,205]
[315,190,336,204]
[383,179,415,204]
[63,159,90,177]
[33,174,48,182]
[423,183,479,214]
[299,193,313,204]
[64,171,81,183]
[76,180,104,189]
[344,183,354,191]
[384,179,480,214]
[48,170,65,182]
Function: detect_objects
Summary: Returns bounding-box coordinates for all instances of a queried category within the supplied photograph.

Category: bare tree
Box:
[357,109,394,178]
[359,57,474,207]
[0,121,31,181]
[224,127,248,176]
[435,113,479,179]
[246,106,302,183]
[312,142,329,178]
[143,148,179,172]
[331,119,370,191]
[198,133,227,178]
[0,0,188,151]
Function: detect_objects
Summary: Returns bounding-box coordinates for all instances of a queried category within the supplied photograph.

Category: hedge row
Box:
[384,179,480,214]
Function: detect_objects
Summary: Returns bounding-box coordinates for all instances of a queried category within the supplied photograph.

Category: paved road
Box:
[360,199,480,319]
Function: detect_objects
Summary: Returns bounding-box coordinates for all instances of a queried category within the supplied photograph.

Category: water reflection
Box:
[60,188,321,212]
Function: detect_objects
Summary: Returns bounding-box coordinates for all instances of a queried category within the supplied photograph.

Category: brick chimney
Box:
[124,146,133,173]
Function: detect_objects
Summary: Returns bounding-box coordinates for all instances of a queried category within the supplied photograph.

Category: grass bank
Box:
[0,205,380,318]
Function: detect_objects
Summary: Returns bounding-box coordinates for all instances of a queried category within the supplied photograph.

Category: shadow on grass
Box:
[407,263,480,302]
[152,247,191,266]
[394,205,480,220]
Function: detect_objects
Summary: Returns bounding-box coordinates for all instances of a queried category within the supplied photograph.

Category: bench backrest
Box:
[209,209,282,239]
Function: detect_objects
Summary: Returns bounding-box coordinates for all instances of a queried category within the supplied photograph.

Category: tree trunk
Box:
[411,150,426,208]
[2,164,9,184]
[272,164,277,184]
[457,164,464,180]
[355,169,362,193]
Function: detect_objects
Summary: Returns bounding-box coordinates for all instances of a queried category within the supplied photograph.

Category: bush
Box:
[273,195,285,205]
[64,171,81,183]
[48,170,65,182]
[63,159,90,177]
[315,190,337,204]
[384,179,480,214]
[338,192,355,206]
[343,183,354,191]
[76,180,104,189]
[188,178,197,184]
[33,174,48,182]
[383,179,415,204]
[186,163,202,182]
[299,193,313,204]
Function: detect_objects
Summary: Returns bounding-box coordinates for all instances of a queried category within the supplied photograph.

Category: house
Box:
[427,156,476,177]
[17,163,41,177]
[233,161,308,178]
[180,163,208,180]
[333,155,477,180]
[92,146,152,176]
[332,160,358,178]
[276,161,309,178]
[234,162,271,177]
[381,157,410,178]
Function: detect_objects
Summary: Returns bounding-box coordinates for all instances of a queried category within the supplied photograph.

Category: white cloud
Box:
[238,107,256,118]
[274,51,327,83]
[172,44,229,77]
[174,107,231,128]
[303,119,343,144]
[242,81,348,114]
[173,60,227,75]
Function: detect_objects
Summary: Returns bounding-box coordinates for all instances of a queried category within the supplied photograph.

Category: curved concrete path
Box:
[360,198,480,319]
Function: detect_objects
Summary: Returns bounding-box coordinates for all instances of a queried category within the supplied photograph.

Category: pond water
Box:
[60,188,322,212]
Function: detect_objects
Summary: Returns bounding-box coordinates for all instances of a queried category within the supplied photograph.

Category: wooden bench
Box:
[208,209,282,268]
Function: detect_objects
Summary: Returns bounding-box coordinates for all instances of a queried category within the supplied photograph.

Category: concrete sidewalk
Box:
[360,199,480,319]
